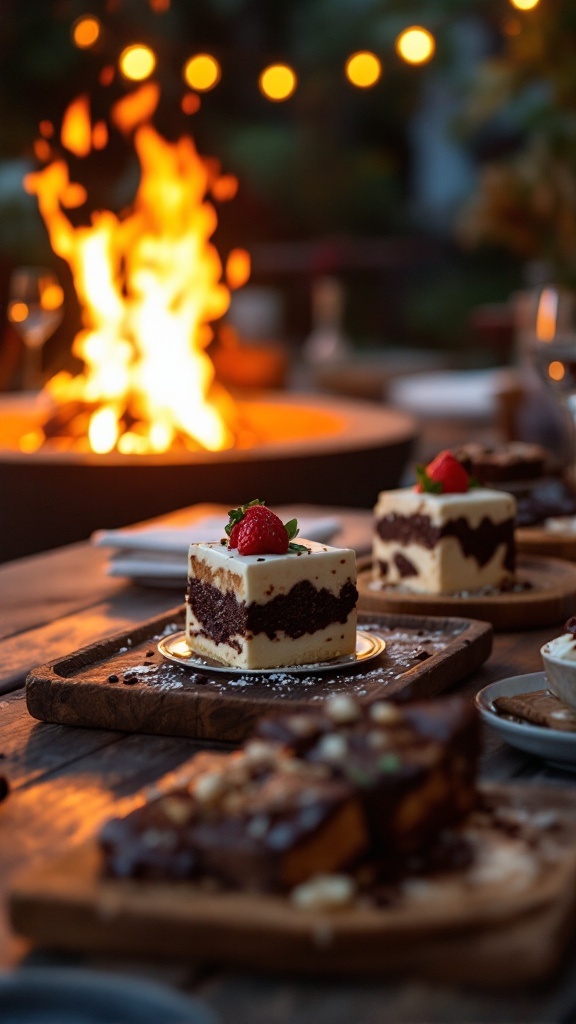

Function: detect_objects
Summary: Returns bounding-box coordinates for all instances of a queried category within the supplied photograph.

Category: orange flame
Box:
[24,89,244,453]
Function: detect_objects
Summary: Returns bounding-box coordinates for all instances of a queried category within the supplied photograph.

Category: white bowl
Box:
[541,640,576,708]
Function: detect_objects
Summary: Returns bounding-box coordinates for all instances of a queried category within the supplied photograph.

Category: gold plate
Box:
[158,629,385,675]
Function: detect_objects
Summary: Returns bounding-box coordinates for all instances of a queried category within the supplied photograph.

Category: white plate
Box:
[158,629,386,676]
[475,672,576,767]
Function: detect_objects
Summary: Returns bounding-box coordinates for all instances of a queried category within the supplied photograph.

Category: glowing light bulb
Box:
[509,0,540,9]
[395,26,435,65]
[119,44,156,82]
[259,64,297,102]
[345,51,382,88]
[549,361,565,382]
[183,54,221,91]
[72,16,101,49]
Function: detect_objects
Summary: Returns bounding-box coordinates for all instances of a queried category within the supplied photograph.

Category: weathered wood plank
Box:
[0,543,124,640]
[0,590,181,693]
[0,731,210,966]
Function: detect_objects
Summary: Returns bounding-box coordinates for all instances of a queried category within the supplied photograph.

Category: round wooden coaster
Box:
[516,526,576,562]
[357,555,576,631]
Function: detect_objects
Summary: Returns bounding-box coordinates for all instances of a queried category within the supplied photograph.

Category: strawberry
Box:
[237,505,289,555]
[415,450,471,494]
[224,500,308,554]
[225,499,264,548]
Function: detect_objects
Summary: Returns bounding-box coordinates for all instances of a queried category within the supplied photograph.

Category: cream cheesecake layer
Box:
[186,539,358,669]
[373,487,516,595]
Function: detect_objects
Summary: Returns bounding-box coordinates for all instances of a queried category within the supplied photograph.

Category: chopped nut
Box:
[317,733,348,762]
[369,701,402,726]
[367,730,390,750]
[325,694,362,725]
[286,714,321,737]
[246,814,270,838]
[194,772,228,804]
[244,740,279,767]
[161,796,194,825]
[290,873,357,910]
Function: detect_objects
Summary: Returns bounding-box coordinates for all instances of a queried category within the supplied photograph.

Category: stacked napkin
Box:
[93,513,342,585]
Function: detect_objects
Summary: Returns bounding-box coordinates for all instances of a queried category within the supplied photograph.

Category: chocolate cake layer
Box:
[187,576,358,644]
[376,512,515,571]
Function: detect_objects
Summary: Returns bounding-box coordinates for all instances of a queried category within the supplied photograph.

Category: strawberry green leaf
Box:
[283,518,299,540]
[284,516,310,552]
[288,541,310,553]
[225,498,264,536]
[415,464,443,494]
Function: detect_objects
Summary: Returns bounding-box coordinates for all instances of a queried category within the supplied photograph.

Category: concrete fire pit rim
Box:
[0,392,417,465]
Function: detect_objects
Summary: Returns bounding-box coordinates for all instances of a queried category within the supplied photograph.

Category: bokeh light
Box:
[183,54,221,91]
[509,0,540,9]
[226,248,251,289]
[181,92,201,115]
[259,64,297,101]
[345,51,382,88]
[549,361,566,382]
[119,44,156,82]
[395,26,435,65]
[72,16,101,49]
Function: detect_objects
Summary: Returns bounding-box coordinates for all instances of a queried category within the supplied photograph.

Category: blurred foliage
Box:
[449,0,576,288]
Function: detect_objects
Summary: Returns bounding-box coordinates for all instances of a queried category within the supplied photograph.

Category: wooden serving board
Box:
[357,555,576,631]
[9,784,576,986]
[26,609,492,743]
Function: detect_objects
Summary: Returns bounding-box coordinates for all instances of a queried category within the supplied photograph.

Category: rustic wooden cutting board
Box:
[25,609,492,743]
[357,555,576,631]
[9,784,576,985]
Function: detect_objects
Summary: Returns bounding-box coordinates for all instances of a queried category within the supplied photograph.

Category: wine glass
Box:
[525,285,576,480]
[7,266,64,391]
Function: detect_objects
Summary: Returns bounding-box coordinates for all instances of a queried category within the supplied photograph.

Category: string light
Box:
[345,51,382,88]
[183,54,221,91]
[66,16,447,99]
[72,16,101,49]
[259,64,297,101]
[119,44,156,82]
[395,26,435,65]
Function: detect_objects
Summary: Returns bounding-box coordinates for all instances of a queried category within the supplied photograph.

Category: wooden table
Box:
[2,508,576,1023]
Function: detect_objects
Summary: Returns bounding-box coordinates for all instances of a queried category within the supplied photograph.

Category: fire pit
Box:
[0,391,416,562]
[2,83,417,562]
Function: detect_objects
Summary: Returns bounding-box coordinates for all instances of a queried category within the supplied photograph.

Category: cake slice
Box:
[373,450,516,594]
[101,748,369,891]
[256,693,479,859]
[185,502,357,668]
[100,695,479,890]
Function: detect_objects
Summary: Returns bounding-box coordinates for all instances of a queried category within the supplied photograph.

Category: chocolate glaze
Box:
[100,697,479,893]
[257,696,479,858]
[187,577,357,644]
[376,512,515,571]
